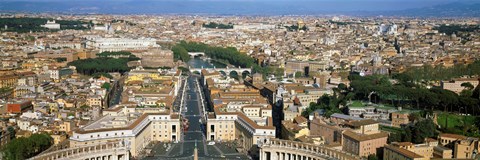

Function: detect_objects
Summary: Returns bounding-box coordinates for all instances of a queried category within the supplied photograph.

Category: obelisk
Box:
[194,140,198,160]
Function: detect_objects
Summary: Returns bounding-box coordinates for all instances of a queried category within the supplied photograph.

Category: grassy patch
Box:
[380,125,405,134]
[437,113,476,129]
[349,101,365,108]
[437,112,480,137]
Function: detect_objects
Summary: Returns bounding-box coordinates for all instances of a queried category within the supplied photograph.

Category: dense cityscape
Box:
[0,1,479,160]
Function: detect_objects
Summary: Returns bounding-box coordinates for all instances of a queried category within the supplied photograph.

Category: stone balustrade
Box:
[260,138,363,160]
[29,142,129,160]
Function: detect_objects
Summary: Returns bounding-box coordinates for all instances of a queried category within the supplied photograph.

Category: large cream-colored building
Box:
[86,37,160,52]
[70,106,181,158]
[207,107,276,156]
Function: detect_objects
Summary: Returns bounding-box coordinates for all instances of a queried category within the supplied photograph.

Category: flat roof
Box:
[75,112,172,134]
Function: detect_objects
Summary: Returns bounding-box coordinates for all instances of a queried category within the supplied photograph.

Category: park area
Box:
[436,112,480,137]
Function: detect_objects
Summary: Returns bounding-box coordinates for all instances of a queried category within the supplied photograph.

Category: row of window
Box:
[152,117,169,120]
[86,132,125,139]
[218,124,234,129]
[152,134,169,138]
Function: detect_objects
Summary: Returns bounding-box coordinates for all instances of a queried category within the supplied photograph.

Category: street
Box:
[144,75,248,160]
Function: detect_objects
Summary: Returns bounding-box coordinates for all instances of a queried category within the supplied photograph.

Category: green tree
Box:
[80,105,90,110]
[412,119,436,143]
[92,72,113,79]
[101,83,111,90]
[338,83,348,92]
[202,22,233,29]
[171,45,190,62]
[294,72,303,78]
[67,56,139,75]
[7,126,15,140]
[388,133,402,143]
[403,127,412,142]
[367,154,378,160]
[408,112,421,122]
[461,82,475,90]
[2,133,53,160]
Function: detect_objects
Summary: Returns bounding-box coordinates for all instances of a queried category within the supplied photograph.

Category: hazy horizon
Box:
[0,0,479,16]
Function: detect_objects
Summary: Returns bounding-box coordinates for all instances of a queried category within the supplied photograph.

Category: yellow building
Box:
[0,72,18,88]
[51,134,67,145]
[57,121,75,133]
[86,95,103,107]
[454,138,479,159]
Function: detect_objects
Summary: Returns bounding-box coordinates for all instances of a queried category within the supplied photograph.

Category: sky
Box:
[0,0,477,15]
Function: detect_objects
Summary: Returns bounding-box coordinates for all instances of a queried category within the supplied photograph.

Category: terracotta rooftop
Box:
[343,130,388,142]
[347,119,378,127]
[293,116,307,124]
[439,133,467,140]
[394,142,414,147]
[384,144,424,159]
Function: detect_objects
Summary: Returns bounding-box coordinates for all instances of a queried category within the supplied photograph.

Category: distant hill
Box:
[0,1,479,17]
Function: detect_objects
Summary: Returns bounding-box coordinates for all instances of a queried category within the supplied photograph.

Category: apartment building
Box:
[0,72,18,88]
